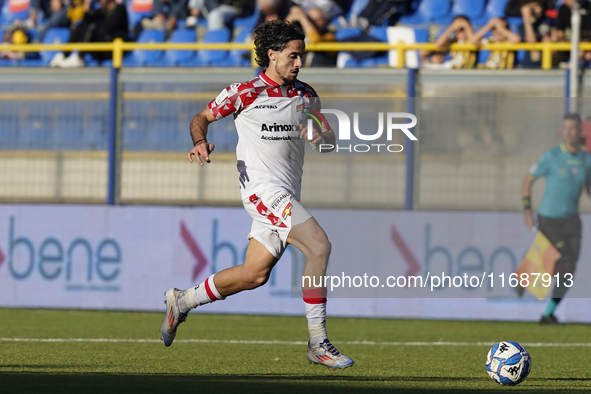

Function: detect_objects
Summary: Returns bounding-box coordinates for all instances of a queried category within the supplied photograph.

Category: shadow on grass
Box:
[0,373,590,394]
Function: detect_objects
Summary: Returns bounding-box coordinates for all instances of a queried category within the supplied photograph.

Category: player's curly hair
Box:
[253,20,305,68]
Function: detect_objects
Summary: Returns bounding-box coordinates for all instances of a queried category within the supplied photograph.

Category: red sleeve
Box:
[208,83,242,120]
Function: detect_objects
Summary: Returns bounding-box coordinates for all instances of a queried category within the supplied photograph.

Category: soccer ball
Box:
[486,341,532,385]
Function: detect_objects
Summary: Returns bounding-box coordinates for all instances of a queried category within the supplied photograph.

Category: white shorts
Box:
[243,188,312,259]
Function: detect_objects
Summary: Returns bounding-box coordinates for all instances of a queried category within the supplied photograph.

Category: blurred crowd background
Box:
[1,0,590,68]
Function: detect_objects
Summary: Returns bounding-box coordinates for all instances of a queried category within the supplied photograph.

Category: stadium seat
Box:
[0,0,31,26]
[398,0,451,25]
[194,28,231,66]
[434,0,486,25]
[477,49,491,67]
[226,28,252,66]
[39,27,70,66]
[341,26,388,68]
[386,26,421,68]
[127,0,154,29]
[233,7,259,31]
[123,29,165,66]
[472,0,511,26]
[335,27,362,42]
[159,28,197,66]
[414,28,429,43]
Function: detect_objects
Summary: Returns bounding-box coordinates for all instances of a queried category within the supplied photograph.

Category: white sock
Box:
[305,302,327,348]
[191,274,226,306]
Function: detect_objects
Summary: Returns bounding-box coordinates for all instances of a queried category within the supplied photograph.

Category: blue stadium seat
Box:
[40,28,70,66]
[368,26,387,42]
[160,28,197,66]
[398,0,451,25]
[335,27,362,42]
[123,29,165,66]
[434,0,486,25]
[477,49,491,67]
[343,26,388,68]
[0,0,30,26]
[127,0,154,29]
[472,0,511,26]
[194,28,231,66]
[226,28,251,66]
[233,7,259,31]
[414,28,429,43]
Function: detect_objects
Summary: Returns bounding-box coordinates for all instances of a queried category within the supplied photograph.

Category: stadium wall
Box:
[1,204,590,323]
[2,69,591,211]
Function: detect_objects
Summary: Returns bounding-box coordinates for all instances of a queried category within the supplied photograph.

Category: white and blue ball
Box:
[486,341,532,385]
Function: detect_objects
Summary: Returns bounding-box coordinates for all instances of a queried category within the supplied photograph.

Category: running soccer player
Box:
[522,113,591,324]
[159,19,354,370]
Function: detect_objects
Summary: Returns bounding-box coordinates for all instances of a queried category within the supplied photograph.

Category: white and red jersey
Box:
[208,71,322,201]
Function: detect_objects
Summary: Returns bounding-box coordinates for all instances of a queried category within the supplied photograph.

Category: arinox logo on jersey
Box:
[261,124,298,132]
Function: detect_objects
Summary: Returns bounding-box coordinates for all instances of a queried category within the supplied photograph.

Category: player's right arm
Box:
[523,151,551,230]
[187,107,217,166]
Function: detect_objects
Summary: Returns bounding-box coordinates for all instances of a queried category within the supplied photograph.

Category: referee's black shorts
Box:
[538,214,581,297]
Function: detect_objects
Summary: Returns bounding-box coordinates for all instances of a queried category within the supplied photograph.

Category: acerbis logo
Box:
[253,105,277,110]
[261,123,298,132]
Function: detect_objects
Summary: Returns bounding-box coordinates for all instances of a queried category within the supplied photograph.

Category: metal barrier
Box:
[2,40,591,69]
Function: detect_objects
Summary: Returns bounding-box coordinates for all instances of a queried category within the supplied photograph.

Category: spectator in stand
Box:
[471,17,521,69]
[50,0,129,67]
[186,0,255,29]
[552,0,591,66]
[27,0,70,40]
[580,30,591,66]
[141,0,189,32]
[256,0,321,43]
[294,0,343,23]
[554,0,591,40]
[304,7,337,66]
[504,0,551,66]
[420,15,476,69]
[504,0,555,17]
[353,0,412,31]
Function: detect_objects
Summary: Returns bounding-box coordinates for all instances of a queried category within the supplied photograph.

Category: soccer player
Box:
[159,19,354,370]
[522,113,591,324]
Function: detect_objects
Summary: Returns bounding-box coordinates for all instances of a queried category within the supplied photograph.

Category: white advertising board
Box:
[0,205,589,323]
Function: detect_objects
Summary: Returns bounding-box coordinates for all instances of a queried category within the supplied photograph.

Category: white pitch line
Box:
[0,338,590,347]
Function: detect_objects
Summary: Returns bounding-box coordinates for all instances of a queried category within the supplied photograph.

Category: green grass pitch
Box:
[0,308,590,393]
